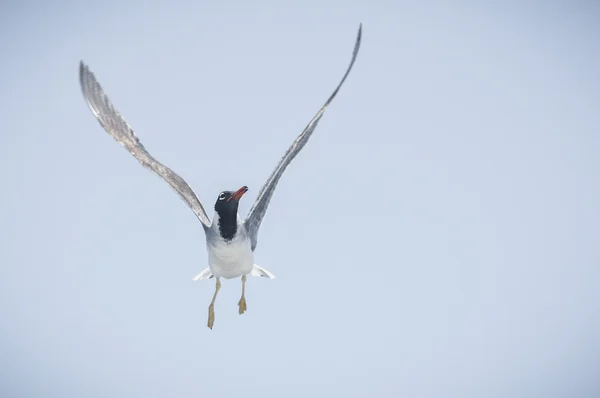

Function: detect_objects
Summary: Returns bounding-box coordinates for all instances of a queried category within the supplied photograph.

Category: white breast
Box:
[206,216,254,279]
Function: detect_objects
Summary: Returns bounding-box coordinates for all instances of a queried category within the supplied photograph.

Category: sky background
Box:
[1,1,599,397]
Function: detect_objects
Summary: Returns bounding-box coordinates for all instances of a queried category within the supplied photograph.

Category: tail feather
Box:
[192,265,275,281]
[250,264,276,279]
[192,267,214,281]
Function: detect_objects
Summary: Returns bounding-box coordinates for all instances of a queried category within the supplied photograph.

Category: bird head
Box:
[214,185,248,217]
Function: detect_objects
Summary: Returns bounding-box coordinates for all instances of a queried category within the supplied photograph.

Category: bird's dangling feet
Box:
[208,304,216,329]
[238,274,248,315]
[207,278,221,329]
[238,297,247,315]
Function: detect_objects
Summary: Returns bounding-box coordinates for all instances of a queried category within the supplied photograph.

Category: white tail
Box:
[192,267,213,281]
[250,264,276,279]
[192,265,275,281]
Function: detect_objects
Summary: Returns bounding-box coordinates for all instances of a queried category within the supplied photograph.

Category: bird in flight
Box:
[79,24,362,329]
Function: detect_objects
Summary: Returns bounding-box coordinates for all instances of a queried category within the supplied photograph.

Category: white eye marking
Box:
[219,193,226,201]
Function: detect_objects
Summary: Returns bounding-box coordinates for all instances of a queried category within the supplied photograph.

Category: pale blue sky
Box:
[2,1,599,397]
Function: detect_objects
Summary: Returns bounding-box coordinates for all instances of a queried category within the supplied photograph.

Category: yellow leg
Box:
[207,278,221,329]
[238,274,247,315]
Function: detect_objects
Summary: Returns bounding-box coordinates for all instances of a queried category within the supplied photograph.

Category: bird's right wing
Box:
[79,61,212,228]
[243,24,362,251]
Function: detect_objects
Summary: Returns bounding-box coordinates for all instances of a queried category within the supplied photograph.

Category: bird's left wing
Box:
[243,24,362,251]
[79,62,212,228]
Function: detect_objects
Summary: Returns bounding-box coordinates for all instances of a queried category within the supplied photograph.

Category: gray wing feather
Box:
[243,24,362,250]
[79,62,212,228]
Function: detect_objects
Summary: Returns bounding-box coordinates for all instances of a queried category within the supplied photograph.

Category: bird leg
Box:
[207,277,221,329]
[238,274,247,315]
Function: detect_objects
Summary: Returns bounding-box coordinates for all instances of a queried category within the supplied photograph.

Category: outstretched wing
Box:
[243,24,362,250]
[79,62,212,228]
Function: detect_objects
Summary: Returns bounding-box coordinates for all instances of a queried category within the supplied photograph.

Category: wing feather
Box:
[243,24,362,250]
[79,62,212,228]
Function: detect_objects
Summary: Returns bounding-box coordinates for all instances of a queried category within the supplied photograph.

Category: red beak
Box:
[227,186,248,202]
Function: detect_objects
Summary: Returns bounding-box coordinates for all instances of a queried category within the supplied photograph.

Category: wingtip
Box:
[78,60,91,94]
[78,61,85,89]
[354,23,363,48]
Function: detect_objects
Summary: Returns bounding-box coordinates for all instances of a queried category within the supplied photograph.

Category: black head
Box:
[214,186,248,241]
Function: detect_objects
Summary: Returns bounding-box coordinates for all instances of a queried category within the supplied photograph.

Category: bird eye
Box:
[218,193,226,201]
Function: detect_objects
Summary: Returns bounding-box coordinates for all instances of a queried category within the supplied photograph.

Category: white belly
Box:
[207,238,254,279]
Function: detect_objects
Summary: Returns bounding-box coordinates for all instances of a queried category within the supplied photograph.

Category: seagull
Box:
[79,24,362,329]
